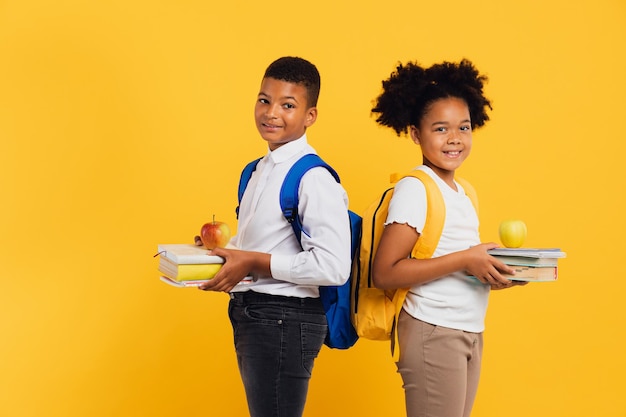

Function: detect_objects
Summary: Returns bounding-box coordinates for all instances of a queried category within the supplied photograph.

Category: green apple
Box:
[200,215,231,249]
[499,219,527,248]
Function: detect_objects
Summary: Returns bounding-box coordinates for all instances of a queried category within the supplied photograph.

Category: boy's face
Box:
[254,77,317,150]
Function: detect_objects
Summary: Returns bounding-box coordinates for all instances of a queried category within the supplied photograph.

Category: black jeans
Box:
[228,291,327,417]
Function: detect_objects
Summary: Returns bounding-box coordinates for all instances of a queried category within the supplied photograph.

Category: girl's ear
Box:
[409,125,421,145]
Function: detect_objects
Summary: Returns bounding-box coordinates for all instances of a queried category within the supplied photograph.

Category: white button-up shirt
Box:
[231,135,352,298]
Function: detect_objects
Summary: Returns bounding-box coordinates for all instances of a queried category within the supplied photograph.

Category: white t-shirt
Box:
[231,135,352,298]
[386,165,490,332]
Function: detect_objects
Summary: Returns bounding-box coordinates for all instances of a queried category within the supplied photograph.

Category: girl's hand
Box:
[491,280,529,290]
[464,243,516,288]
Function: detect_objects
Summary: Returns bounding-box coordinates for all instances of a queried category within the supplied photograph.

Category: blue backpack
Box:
[237,153,360,349]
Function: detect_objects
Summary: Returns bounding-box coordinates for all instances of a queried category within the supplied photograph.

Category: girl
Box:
[371,59,524,417]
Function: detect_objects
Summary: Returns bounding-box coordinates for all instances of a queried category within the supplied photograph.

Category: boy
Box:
[198,56,352,417]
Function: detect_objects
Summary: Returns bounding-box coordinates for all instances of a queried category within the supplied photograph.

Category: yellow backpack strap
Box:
[456,177,479,214]
[389,170,446,259]
[388,170,446,360]
[403,170,446,260]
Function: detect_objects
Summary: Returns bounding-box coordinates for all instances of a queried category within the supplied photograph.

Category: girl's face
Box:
[410,97,472,187]
[254,77,317,151]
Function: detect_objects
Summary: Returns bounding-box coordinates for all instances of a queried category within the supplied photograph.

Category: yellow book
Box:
[156,243,253,287]
[155,243,224,283]
[158,259,223,281]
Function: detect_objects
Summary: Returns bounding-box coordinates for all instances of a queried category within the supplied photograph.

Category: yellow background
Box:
[1,0,624,416]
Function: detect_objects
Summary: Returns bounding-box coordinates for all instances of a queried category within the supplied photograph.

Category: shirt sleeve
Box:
[386,177,428,234]
[270,167,352,287]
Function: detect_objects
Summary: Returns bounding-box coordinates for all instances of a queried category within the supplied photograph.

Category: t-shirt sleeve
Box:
[386,177,428,234]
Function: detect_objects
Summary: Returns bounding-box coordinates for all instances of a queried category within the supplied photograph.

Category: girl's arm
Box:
[372,222,516,289]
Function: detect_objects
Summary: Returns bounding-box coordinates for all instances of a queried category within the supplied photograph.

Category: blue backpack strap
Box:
[280,154,340,245]
[281,153,358,349]
[236,157,262,218]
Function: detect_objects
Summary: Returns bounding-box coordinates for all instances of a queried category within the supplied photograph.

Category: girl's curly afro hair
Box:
[371,59,492,136]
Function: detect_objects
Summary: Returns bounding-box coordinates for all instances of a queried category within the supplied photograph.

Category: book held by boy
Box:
[159,275,212,288]
[156,244,225,265]
[158,258,223,281]
[156,243,254,287]
[155,244,224,284]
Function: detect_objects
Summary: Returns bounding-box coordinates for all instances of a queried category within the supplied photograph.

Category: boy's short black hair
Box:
[264,56,321,107]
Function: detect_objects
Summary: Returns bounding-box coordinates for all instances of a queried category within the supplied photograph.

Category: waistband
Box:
[229,291,322,309]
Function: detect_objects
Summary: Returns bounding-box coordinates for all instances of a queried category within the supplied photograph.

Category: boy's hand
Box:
[197,247,271,293]
[197,247,247,292]
[464,243,517,289]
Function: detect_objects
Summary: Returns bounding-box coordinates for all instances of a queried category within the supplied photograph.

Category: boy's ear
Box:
[409,125,420,145]
[304,107,318,127]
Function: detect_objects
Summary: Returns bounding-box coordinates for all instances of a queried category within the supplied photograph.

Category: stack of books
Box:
[155,244,224,287]
[487,248,567,282]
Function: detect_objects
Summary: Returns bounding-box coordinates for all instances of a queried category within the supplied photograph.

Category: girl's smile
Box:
[410,97,472,187]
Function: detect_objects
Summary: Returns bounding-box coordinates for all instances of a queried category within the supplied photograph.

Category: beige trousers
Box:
[396,310,483,417]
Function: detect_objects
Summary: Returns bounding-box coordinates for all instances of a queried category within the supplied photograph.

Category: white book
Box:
[159,275,254,288]
[487,248,566,259]
[156,244,225,265]
[160,276,209,287]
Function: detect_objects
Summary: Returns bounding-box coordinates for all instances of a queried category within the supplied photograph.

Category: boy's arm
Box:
[271,168,352,287]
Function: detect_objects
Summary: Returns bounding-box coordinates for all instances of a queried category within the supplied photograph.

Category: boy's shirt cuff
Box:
[269,253,292,282]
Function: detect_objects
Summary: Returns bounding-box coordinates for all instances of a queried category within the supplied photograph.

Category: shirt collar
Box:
[267,134,308,164]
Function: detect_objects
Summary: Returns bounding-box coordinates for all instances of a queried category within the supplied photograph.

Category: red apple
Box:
[200,215,231,249]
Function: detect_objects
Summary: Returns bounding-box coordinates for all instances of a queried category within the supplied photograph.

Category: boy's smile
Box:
[254,77,317,150]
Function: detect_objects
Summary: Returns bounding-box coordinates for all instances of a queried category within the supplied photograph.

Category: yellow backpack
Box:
[350,170,478,359]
